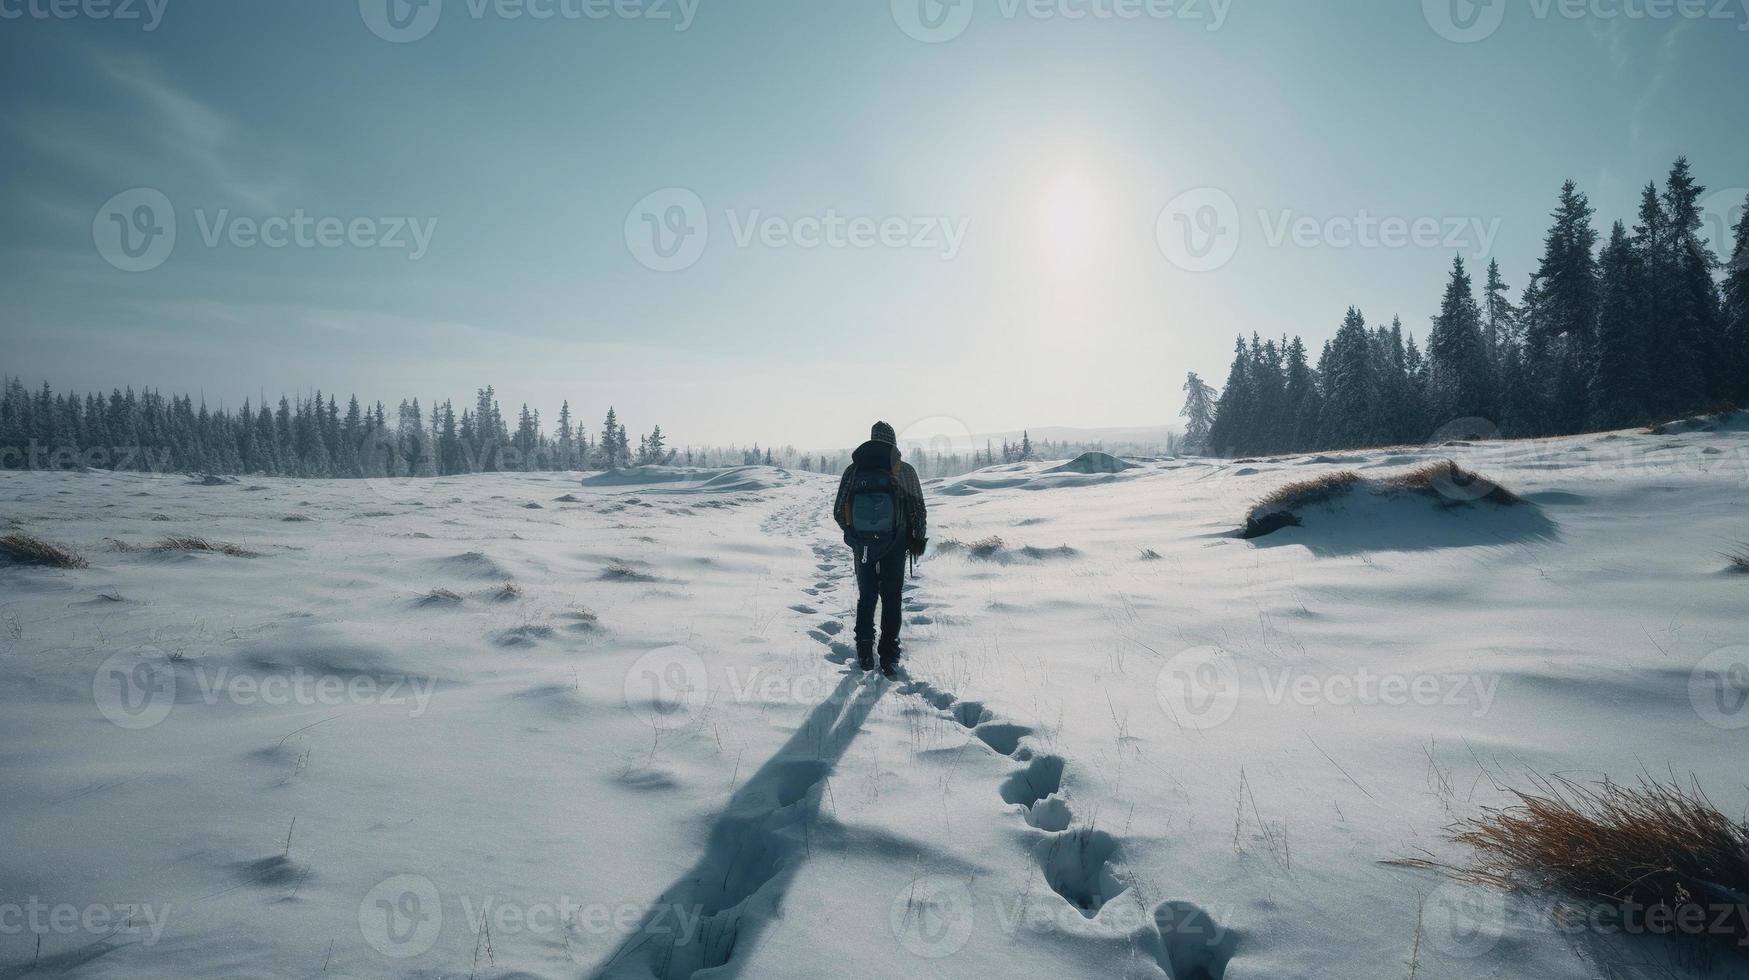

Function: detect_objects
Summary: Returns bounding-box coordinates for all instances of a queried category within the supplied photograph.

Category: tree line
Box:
[0,380,683,477]
[1181,158,1749,457]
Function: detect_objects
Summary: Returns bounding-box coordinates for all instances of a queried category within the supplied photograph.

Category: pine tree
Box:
[1425,256,1495,426]
[1482,258,1516,360]
[600,407,621,470]
[1661,157,1726,408]
[1206,337,1252,457]
[1282,335,1322,452]
[1178,372,1216,454]
[1526,181,1599,433]
[557,401,575,470]
[646,424,666,463]
[1318,308,1381,450]
[1721,194,1749,407]
[1590,221,1650,429]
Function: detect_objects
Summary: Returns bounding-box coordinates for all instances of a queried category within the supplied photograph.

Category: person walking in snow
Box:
[834,421,927,677]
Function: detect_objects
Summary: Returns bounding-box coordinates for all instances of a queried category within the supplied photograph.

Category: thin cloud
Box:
[87,47,293,211]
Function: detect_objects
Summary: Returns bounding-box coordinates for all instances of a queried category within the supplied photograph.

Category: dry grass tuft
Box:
[489,582,522,602]
[1380,461,1521,506]
[0,533,90,569]
[967,536,1006,560]
[1252,471,1364,517]
[153,535,261,558]
[1244,461,1519,538]
[600,560,656,582]
[417,588,464,606]
[1447,775,1749,950]
[1722,545,1749,572]
[112,535,260,558]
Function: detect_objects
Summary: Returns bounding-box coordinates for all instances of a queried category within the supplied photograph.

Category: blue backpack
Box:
[847,465,900,561]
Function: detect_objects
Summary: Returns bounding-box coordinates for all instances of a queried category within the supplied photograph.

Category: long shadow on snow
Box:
[1247,494,1558,556]
[590,673,886,980]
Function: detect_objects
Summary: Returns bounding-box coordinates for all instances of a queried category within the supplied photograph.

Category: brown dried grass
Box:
[1440,776,1749,951]
[0,533,89,569]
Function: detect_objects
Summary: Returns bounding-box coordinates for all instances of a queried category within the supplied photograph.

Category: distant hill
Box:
[896,425,1179,456]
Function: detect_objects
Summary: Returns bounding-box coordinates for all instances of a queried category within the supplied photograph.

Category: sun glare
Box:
[1038,172,1107,267]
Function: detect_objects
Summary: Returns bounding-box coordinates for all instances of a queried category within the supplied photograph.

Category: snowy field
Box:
[3,420,1748,980]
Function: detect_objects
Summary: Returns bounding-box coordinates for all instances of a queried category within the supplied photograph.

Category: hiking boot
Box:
[855,642,875,672]
[877,638,900,679]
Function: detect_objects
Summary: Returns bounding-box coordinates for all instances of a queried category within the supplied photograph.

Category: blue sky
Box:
[2,0,1746,448]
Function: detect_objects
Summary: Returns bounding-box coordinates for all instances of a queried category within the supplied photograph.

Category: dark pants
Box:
[853,547,905,657]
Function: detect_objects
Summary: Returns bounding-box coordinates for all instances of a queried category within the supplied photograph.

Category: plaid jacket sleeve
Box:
[832,466,854,529]
[898,462,927,540]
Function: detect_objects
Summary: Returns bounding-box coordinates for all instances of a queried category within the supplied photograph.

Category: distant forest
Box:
[1180,158,1749,458]
[0,379,1173,481]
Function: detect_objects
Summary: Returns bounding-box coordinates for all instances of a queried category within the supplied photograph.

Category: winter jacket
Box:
[834,440,926,552]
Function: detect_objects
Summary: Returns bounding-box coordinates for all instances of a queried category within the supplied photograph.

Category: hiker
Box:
[834,421,927,677]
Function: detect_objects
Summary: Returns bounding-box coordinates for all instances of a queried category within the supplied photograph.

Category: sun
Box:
[1038,172,1107,266]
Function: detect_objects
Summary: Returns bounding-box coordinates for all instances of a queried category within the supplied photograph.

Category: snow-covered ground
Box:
[3,421,1748,980]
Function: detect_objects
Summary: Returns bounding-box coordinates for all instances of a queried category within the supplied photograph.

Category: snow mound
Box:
[582,465,796,494]
[1047,451,1133,474]
[581,465,718,487]
[935,458,1152,496]
[1243,461,1556,553]
[694,466,792,493]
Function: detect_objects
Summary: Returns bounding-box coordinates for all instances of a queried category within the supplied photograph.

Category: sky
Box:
[2,0,1747,449]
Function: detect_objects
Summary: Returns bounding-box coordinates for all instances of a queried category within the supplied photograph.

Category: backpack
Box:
[846,464,900,561]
